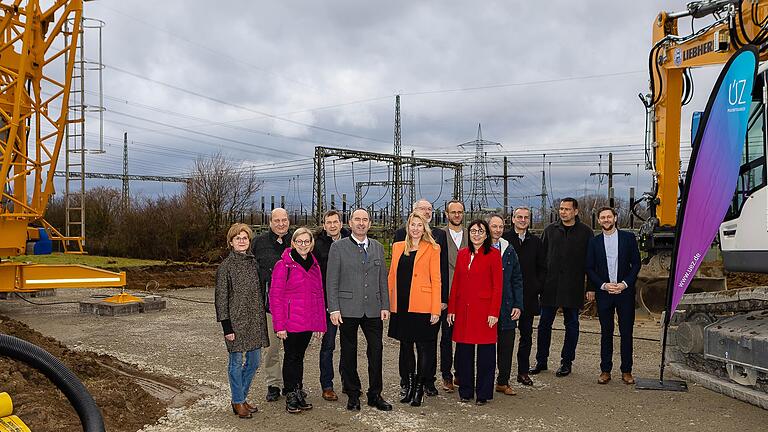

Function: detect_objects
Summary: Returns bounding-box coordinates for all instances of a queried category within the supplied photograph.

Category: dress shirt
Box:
[602,230,619,289]
[449,228,463,249]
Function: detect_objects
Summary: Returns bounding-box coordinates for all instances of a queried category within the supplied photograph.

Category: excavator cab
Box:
[718,62,768,272]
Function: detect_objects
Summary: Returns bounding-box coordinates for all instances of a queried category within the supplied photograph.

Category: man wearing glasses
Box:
[440,199,467,392]
[393,198,448,396]
[502,207,547,386]
[251,208,293,402]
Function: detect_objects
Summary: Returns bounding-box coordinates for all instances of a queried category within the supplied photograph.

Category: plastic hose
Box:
[0,334,105,432]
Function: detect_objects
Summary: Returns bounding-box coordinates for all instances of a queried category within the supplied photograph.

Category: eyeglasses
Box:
[294,239,312,246]
[233,236,249,242]
[469,229,486,235]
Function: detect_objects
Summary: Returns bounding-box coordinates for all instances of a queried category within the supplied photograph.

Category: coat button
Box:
[364,295,368,299]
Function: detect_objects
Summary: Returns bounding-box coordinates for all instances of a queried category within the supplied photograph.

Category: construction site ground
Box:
[2,282,767,432]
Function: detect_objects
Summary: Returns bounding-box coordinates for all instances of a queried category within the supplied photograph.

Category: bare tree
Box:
[186,153,262,237]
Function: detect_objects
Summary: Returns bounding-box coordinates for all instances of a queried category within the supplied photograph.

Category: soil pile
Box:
[727,271,768,289]
[0,315,168,432]
[124,263,216,292]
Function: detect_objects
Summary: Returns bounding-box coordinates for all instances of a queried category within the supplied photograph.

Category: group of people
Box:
[213,197,641,418]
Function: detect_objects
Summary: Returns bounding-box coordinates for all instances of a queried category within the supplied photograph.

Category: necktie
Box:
[358,242,368,263]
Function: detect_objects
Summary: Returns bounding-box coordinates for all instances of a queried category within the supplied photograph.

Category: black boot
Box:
[410,377,425,407]
[285,391,302,414]
[296,389,313,411]
[400,373,415,403]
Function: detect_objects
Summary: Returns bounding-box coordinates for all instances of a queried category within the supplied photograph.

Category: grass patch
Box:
[6,254,167,269]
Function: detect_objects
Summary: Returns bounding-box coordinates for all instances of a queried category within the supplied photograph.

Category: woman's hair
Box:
[226,223,253,246]
[291,227,315,252]
[403,212,438,256]
[467,219,492,255]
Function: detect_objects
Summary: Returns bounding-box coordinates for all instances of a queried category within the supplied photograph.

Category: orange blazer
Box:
[388,240,442,316]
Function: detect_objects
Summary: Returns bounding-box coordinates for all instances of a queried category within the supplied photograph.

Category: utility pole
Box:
[409,149,416,207]
[392,95,402,228]
[487,156,523,217]
[589,152,630,208]
[540,169,548,227]
[458,124,501,218]
[122,132,129,211]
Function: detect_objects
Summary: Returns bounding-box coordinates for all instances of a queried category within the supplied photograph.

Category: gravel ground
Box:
[1,287,765,432]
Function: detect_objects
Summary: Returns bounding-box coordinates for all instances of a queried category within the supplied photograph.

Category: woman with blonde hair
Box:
[269,227,327,414]
[215,223,269,419]
[388,212,442,407]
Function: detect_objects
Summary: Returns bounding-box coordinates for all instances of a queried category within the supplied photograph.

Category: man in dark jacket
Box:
[495,231,524,396]
[502,206,546,386]
[586,207,641,385]
[313,210,351,402]
[531,198,593,377]
[251,208,292,401]
[393,198,449,396]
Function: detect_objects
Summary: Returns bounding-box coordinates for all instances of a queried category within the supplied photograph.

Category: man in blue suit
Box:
[585,206,641,385]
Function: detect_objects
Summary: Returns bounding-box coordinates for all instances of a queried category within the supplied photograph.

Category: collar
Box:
[350,235,368,248]
[270,229,289,243]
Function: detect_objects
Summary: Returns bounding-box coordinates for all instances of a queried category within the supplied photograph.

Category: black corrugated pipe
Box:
[0,333,105,432]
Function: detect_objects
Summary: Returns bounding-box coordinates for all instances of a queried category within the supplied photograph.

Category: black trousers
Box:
[516,312,535,375]
[496,328,515,386]
[282,331,312,392]
[398,340,437,384]
[339,316,383,398]
[597,291,635,373]
[455,343,495,401]
[439,309,455,380]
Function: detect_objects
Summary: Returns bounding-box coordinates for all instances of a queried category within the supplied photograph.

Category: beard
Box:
[602,223,615,232]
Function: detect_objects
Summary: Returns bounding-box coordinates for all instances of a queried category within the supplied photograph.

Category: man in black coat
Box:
[251,208,293,401]
[393,198,449,396]
[313,210,351,401]
[530,198,593,377]
[502,206,546,386]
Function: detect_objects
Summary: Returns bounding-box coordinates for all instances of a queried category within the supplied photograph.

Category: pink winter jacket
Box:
[269,248,327,333]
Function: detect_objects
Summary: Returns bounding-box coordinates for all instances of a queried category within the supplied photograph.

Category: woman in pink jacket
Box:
[269,227,327,414]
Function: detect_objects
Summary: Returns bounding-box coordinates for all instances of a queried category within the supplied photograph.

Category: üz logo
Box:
[728,79,748,105]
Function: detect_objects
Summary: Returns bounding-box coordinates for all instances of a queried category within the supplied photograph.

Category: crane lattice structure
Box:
[458,124,501,217]
[313,146,462,227]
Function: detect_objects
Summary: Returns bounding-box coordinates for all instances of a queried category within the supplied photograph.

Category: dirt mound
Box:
[124,263,216,292]
[727,271,768,289]
[0,315,169,432]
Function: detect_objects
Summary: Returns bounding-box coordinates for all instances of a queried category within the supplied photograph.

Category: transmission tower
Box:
[392,94,403,227]
[458,124,501,217]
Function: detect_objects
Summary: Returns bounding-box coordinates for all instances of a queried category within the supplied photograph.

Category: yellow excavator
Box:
[639,0,768,407]
[0,0,128,295]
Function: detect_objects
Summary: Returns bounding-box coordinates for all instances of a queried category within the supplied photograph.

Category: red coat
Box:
[447,247,503,345]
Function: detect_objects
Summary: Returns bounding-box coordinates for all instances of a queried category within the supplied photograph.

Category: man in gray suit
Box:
[440,199,467,392]
[327,208,392,412]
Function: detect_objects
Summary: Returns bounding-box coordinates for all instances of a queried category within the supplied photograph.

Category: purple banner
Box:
[670,46,758,313]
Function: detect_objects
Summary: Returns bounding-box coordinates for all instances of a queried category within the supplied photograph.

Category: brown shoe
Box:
[598,372,611,384]
[243,402,258,413]
[442,378,455,393]
[322,389,338,401]
[232,403,252,419]
[453,377,460,386]
[621,372,635,385]
[495,384,517,395]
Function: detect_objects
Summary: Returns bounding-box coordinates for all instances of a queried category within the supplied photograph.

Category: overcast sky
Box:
[61,0,721,214]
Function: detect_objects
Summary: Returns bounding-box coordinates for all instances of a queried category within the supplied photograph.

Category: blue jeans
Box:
[319,314,340,390]
[228,349,261,404]
[536,306,579,367]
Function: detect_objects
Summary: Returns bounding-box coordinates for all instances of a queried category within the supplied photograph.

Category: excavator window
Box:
[726,72,767,220]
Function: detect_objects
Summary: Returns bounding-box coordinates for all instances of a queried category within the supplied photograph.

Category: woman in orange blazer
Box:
[388,212,442,407]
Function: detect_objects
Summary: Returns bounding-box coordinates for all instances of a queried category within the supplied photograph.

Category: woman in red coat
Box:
[447,219,502,405]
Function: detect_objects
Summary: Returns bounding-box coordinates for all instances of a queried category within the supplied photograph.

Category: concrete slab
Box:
[79,296,166,316]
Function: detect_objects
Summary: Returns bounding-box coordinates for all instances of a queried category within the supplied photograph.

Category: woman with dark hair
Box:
[447,219,503,405]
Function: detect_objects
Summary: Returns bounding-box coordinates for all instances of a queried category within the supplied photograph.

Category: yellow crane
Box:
[0,0,126,294]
